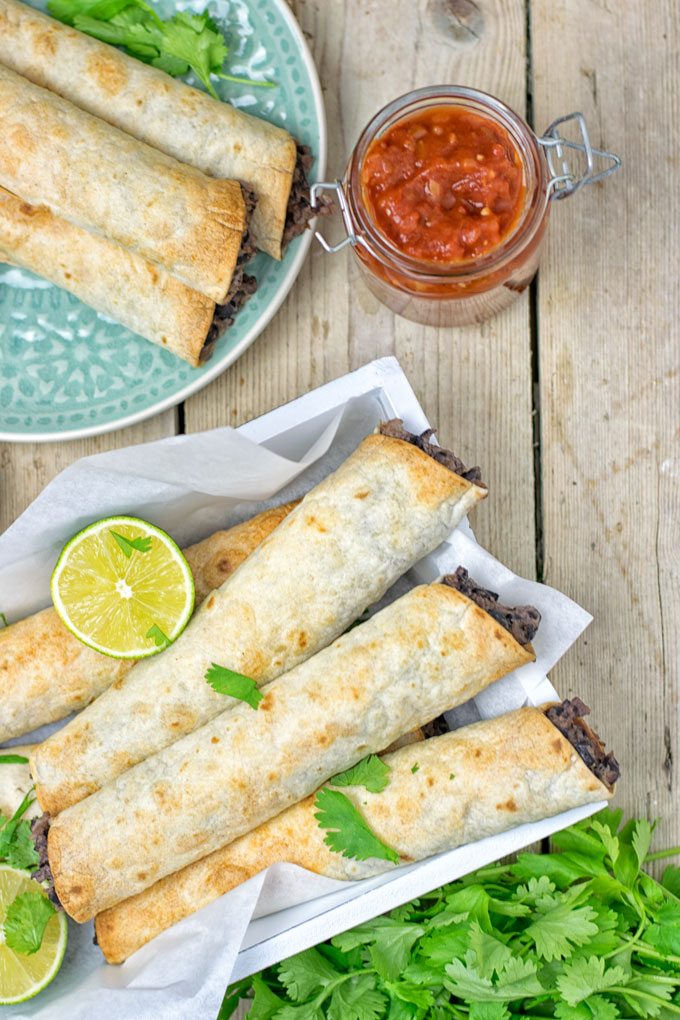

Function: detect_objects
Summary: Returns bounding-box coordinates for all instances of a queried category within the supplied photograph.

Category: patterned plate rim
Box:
[0,0,327,444]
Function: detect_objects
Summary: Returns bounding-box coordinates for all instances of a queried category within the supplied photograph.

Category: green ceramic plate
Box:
[0,0,326,442]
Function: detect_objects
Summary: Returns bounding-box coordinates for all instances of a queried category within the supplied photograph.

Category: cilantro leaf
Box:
[205,664,263,709]
[50,0,275,95]
[330,756,391,794]
[445,954,543,1002]
[466,920,512,978]
[0,754,29,765]
[246,974,285,1019]
[277,948,337,1002]
[557,956,627,1006]
[314,789,399,864]
[525,898,599,961]
[3,892,56,955]
[146,623,170,649]
[7,821,40,871]
[662,864,680,898]
[110,529,152,557]
[327,974,386,1020]
[469,1005,511,1020]
[334,918,425,982]
[631,819,655,867]
[642,902,680,956]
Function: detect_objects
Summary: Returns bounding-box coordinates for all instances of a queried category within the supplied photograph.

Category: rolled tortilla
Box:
[48,579,534,921]
[0,0,298,259]
[0,64,245,302]
[0,503,296,744]
[0,189,216,365]
[31,427,486,815]
[95,702,617,963]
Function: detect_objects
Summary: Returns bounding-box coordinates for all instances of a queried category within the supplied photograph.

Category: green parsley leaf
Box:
[329,756,391,794]
[146,623,170,649]
[3,892,56,955]
[110,529,152,557]
[557,956,627,1007]
[278,948,338,1002]
[314,789,399,864]
[205,664,263,709]
[0,754,29,765]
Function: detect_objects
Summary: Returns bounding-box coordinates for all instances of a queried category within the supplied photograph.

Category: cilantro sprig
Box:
[205,664,263,709]
[224,808,680,1019]
[110,529,152,557]
[3,893,56,955]
[0,790,40,871]
[0,754,30,765]
[329,756,391,794]
[314,788,399,866]
[48,0,275,100]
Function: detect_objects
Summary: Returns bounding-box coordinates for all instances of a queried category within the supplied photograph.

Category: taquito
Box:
[46,576,537,921]
[0,65,246,302]
[0,190,216,365]
[31,425,486,815]
[95,700,618,964]
[0,503,296,744]
[0,0,299,259]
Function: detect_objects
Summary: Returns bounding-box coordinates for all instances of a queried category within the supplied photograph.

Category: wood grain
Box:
[184,0,536,577]
[531,0,680,852]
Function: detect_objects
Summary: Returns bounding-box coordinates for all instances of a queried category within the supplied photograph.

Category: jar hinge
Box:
[310,181,357,253]
[539,112,621,200]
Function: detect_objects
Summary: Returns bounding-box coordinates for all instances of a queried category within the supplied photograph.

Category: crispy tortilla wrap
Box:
[47,578,536,921]
[0,503,296,744]
[31,425,487,815]
[0,0,299,259]
[95,701,617,963]
[0,64,246,302]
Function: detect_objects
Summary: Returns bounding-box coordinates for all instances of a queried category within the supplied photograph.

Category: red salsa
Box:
[360,105,526,264]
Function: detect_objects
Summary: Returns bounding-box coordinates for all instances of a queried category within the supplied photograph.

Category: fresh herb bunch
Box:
[222,809,680,1019]
[1,787,56,955]
[47,0,275,99]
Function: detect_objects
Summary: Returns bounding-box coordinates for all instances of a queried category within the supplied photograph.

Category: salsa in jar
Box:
[360,105,526,266]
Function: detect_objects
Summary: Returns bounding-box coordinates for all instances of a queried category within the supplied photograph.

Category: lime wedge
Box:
[0,867,67,1005]
[51,515,195,659]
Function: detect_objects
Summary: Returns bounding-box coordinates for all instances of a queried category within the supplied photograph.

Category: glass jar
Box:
[312,86,621,327]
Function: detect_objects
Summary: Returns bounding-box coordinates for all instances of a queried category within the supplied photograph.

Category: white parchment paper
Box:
[0,359,598,1020]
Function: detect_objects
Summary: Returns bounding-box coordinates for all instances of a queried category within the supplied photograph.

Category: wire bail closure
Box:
[539,111,621,200]
[310,110,623,251]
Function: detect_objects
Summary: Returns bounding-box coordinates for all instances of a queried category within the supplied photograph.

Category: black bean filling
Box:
[546,697,620,788]
[443,566,541,646]
[282,143,332,247]
[201,183,259,363]
[30,814,60,907]
[379,419,484,485]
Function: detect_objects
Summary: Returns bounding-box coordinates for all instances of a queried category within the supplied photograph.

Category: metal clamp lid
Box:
[539,111,621,200]
[311,110,623,252]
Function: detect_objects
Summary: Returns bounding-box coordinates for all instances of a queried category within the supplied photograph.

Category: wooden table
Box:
[1,0,678,1002]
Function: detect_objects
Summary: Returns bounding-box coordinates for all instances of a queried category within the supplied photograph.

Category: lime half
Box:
[51,515,195,659]
[0,867,68,1006]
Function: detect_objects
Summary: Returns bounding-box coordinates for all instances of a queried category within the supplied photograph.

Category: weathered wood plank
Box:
[185,0,537,577]
[531,0,680,851]
[0,412,177,533]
